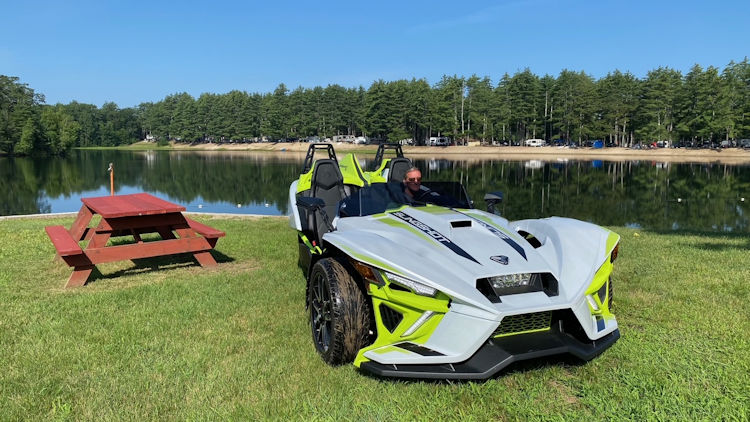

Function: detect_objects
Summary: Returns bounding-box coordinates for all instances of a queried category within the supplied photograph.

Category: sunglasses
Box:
[406,177,422,182]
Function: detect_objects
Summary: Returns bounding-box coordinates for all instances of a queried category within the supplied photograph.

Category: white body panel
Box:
[320,207,618,365]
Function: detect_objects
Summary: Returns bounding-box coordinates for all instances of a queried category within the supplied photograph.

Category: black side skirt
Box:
[359,329,620,380]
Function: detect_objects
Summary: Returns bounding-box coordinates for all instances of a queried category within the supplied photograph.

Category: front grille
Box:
[379,304,403,333]
[493,311,551,337]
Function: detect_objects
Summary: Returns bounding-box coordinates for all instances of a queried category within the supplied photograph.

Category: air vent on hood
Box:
[450,220,472,228]
[517,230,542,248]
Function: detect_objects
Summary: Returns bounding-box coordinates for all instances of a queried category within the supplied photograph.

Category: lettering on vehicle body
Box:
[456,212,528,260]
[390,211,480,264]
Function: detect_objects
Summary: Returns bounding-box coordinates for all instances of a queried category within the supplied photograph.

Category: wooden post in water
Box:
[108,163,114,196]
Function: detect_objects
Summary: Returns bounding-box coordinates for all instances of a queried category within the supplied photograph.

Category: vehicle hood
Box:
[324,206,558,312]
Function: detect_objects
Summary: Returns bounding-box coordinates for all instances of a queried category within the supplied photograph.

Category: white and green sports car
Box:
[289,144,620,379]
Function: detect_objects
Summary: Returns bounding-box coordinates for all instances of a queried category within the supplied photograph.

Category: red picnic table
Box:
[45,193,225,288]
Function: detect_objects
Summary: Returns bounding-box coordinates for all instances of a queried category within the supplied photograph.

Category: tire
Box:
[308,258,371,365]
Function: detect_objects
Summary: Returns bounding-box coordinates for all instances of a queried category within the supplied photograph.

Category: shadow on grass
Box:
[86,248,234,284]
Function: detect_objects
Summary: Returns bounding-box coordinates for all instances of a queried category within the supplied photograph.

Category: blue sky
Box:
[2,0,748,107]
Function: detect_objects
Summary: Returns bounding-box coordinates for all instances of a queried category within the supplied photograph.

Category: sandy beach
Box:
[154,141,750,164]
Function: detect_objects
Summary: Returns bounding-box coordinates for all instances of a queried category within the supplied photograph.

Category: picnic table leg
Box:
[66,265,95,288]
[69,206,94,241]
[65,229,112,287]
[174,227,218,267]
[157,228,176,240]
[192,251,217,267]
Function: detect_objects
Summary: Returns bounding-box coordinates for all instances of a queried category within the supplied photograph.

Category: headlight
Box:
[385,272,437,297]
[476,273,558,302]
[487,273,533,289]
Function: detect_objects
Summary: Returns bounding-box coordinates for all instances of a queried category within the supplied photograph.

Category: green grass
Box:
[1,217,748,420]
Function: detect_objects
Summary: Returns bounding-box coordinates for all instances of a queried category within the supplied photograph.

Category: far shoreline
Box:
[76,141,750,165]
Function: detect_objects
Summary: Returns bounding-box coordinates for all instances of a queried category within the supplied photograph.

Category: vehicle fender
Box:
[511,217,619,296]
[321,230,498,314]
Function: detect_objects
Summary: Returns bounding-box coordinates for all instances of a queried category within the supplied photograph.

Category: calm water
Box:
[2,150,749,233]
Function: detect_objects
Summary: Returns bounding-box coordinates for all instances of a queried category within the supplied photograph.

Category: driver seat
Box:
[307,159,346,244]
[387,157,413,182]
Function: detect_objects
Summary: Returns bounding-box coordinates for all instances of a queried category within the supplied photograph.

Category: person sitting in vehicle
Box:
[403,167,462,207]
[403,167,425,200]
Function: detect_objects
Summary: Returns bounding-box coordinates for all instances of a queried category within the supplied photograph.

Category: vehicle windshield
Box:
[338,181,472,217]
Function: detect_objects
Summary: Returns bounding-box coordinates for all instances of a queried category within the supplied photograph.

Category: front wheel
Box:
[308,258,371,365]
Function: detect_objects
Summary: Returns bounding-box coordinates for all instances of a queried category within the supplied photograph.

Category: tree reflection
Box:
[1,151,748,232]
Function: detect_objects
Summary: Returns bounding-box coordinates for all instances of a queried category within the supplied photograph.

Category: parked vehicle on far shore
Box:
[740,139,750,149]
[428,136,451,146]
[524,139,546,147]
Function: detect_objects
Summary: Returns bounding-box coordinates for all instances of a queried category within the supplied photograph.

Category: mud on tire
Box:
[308,258,371,365]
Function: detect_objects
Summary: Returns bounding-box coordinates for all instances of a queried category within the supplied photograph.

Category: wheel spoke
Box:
[310,271,332,353]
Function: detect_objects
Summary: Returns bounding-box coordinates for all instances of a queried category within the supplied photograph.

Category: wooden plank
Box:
[88,231,111,249]
[66,266,94,288]
[192,251,217,267]
[82,193,185,218]
[83,237,213,264]
[69,205,94,241]
[185,217,226,238]
[128,193,184,214]
[45,225,83,256]
[98,213,189,232]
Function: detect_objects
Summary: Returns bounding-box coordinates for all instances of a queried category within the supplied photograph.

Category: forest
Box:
[1,58,749,156]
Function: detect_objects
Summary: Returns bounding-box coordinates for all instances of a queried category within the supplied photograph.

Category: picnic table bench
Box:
[45,193,225,288]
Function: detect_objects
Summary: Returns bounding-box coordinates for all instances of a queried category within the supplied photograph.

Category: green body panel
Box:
[417,205,469,215]
[338,153,368,187]
[605,230,620,253]
[338,245,400,274]
[296,167,314,193]
[584,231,620,318]
[362,158,389,184]
[494,326,550,338]
[375,215,435,244]
[299,233,322,255]
[354,279,449,367]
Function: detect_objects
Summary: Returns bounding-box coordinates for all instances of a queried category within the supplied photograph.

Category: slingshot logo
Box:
[490,255,509,265]
[390,211,480,264]
[454,211,528,261]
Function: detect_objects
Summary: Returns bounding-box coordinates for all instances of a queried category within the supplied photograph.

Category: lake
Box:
[2,150,749,233]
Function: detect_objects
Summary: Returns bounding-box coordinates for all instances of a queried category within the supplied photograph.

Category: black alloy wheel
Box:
[310,268,333,354]
[308,258,371,365]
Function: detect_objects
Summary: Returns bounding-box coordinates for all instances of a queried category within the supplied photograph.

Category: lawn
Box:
[0,216,747,420]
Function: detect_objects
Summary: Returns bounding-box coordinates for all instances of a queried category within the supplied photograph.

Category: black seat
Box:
[306,159,346,244]
[388,157,413,182]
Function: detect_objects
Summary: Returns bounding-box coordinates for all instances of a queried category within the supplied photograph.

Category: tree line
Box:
[2,58,749,155]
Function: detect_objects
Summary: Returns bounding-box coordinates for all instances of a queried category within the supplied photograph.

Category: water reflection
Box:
[1,150,748,233]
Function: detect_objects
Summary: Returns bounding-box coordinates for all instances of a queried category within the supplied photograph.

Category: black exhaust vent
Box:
[450,220,472,228]
[379,304,403,333]
[493,311,551,337]
[517,230,542,248]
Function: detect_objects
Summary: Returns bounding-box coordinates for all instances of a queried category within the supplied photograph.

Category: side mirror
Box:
[484,191,504,215]
[297,196,325,211]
